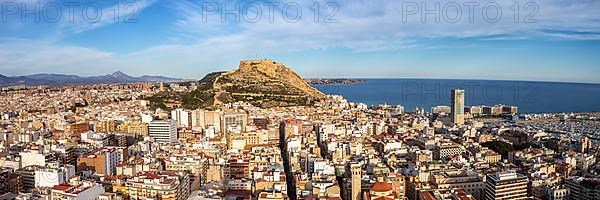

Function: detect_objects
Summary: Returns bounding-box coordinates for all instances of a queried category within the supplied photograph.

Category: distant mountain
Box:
[0,71,183,87]
[147,59,326,109]
[0,74,26,85]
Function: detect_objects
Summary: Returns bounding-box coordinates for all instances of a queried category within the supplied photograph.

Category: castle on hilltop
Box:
[239,59,278,67]
[238,59,286,78]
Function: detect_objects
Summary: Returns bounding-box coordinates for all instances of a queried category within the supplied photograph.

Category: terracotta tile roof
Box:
[370,182,393,192]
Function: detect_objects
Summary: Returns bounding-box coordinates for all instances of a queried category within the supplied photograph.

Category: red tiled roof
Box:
[370,182,393,192]
[52,183,72,191]
[421,191,436,200]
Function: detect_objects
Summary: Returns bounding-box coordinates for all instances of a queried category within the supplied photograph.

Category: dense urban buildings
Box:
[0,76,598,200]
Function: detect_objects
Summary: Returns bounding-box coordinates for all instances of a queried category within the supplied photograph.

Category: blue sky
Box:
[0,0,599,83]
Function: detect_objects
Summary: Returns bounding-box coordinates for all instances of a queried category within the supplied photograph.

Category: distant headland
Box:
[304,78,367,85]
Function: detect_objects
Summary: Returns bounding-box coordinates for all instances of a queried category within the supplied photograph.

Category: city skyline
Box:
[1,1,600,200]
[0,0,599,83]
[0,55,599,200]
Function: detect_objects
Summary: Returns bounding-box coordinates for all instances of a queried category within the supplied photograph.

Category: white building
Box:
[35,165,76,188]
[79,132,114,147]
[171,109,191,128]
[101,148,120,176]
[20,149,57,168]
[313,160,335,175]
[140,114,154,123]
[148,120,177,143]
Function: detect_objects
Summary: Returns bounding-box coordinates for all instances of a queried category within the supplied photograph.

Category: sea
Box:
[312,79,600,114]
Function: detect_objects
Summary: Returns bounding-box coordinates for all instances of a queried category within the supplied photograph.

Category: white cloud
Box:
[58,0,157,33]
[170,0,600,44]
[0,39,116,76]
[0,0,598,81]
[99,0,600,79]
[111,0,598,66]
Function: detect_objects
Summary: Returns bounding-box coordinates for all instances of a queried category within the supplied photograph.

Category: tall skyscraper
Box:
[451,89,465,125]
[148,120,177,143]
[484,172,528,200]
[351,163,362,200]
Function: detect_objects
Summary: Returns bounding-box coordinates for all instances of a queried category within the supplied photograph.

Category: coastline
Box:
[304,78,367,85]
[312,78,600,113]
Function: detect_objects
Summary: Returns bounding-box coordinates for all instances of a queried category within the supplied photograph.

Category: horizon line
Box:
[306,77,600,85]
[2,71,599,85]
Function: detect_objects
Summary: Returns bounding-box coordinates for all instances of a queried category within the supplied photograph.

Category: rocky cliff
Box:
[150,60,326,109]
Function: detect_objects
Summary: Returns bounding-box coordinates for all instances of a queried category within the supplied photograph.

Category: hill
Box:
[149,60,326,109]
